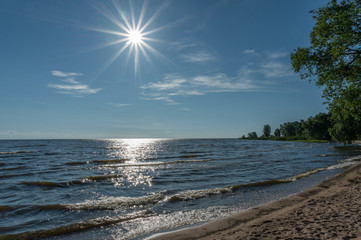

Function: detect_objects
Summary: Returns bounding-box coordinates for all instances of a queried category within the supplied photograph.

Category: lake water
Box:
[1,139,360,240]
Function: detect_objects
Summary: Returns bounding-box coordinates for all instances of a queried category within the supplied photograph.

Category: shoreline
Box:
[149,157,361,240]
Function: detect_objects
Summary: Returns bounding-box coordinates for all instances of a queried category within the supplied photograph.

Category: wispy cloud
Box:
[170,40,217,64]
[242,50,294,78]
[180,50,216,63]
[266,51,289,59]
[141,72,258,104]
[51,70,83,77]
[61,78,80,84]
[192,73,255,91]
[108,103,131,108]
[141,74,187,91]
[259,61,294,78]
[243,49,259,56]
[170,41,198,51]
[48,70,101,97]
[141,50,296,104]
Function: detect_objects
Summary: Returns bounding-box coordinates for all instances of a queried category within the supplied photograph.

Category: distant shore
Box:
[149,157,361,240]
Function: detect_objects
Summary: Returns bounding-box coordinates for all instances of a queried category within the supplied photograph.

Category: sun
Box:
[127,29,143,46]
[88,1,172,76]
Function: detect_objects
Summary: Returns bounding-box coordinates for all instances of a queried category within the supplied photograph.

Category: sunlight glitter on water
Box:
[104,138,165,161]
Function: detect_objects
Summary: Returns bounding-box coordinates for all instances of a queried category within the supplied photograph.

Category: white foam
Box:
[65,192,165,210]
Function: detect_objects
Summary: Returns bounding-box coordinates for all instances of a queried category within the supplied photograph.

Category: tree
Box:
[302,113,332,140]
[280,121,300,137]
[274,128,281,137]
[248,132,258,139]
[262,124,271,137]
[291,0,361,143]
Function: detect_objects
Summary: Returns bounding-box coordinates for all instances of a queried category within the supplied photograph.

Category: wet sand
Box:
[150,158,361,240]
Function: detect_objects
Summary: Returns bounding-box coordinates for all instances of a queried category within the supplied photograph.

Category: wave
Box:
[82,174,124,181]
[15,144,46,148]
[64,193,165,210]
[316,154,340,157]
[103,159,211,168]
[20,180,86,188]
[0,166,27,171]
[65,159,127,165]
[0,205,15,212]
[166,160,358,203]
[0,151,38,155]
[180,154,208,159]
[21,181,64,188]
[93,159,127,164]
[65,161,89,166]
[5,160,354,216]
[0,212,149,240]
[180,151,208,154]
[0,173,33,179]
[166,188,232,202]
[57,166,335,210]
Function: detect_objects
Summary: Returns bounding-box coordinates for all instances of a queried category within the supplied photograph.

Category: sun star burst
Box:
[127,29,143,45]
[89,0,171,76]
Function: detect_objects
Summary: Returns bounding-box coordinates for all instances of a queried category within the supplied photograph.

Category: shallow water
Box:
[0,139,359,239]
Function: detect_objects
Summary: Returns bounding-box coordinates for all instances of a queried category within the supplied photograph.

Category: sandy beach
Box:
[150,158,361,240]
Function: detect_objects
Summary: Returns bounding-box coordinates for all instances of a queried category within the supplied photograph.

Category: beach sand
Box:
[150,158,361,240]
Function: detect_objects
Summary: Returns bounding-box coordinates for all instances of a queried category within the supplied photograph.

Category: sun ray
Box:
[138,43,152,64]
[112,0,132,31]
[137,0,148,32]
[93,42,131,79]
[129,0,136,31]
[139,1,169,33]
[141,41,172,64]
[91,1,129,33]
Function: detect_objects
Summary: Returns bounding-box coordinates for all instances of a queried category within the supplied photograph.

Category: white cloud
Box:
[170,41,198,51]
[49,70,101,97]
[140,72,258,104]
[140,49,297,105]
[180,51,216,63]
[108,103,131,107]
[241,49,295,79]
[243,49,259,56]
[61,78,80,84]
[259,61,294,78]
[48,83,101,95]
[192,73,256,91]
[51,70,83,77]
[266,51,289,59]
[141,74,187,91]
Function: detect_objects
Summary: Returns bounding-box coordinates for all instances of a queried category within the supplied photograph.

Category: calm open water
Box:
[0,139,360,240]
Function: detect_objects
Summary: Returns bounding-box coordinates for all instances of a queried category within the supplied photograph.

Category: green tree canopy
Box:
[263,124,271,137]
[248,132,258,139]
[280,121,300,137]
[274,128,281,137]
[302,113,332,140]
[291,0,361,143]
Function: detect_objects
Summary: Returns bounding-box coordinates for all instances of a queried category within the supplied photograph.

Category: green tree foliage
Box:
[291,0,361,143]
[280,121,300,137]
[263,124,271,137]
[302,113,332,140]
[274,128,281,137]
[248,132,258,139]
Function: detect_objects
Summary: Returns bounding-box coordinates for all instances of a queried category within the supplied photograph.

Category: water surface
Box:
[0,139,359,239]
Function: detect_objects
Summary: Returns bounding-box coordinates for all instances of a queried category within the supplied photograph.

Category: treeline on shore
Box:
[241,112,339,142]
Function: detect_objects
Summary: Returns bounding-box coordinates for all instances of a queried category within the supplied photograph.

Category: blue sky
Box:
[0,0,329,139]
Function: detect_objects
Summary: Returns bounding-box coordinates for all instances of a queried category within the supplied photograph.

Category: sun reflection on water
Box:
[103,139,164,187]
[105,138,162,161]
